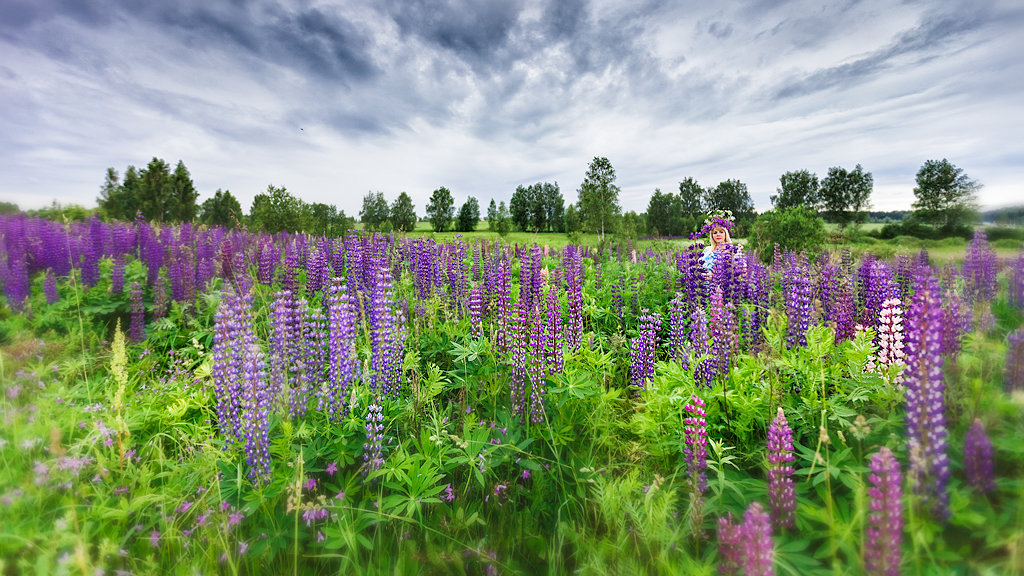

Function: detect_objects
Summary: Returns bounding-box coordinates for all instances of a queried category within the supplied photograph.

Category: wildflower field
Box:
[1,214,1023,575]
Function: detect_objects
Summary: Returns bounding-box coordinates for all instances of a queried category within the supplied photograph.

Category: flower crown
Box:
[689,209,734,239]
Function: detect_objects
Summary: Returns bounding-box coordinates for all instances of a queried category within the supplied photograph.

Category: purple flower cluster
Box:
[865,446,902,576]
[545,275,564,374]
[563,245,584,352]
[44,269,59,304]
[904,271,949,519]
[709,287,737,379]
[783,256,814,350]
[962,230,999,303]
[363,402,385,475]
[690,307,713,388]
[717,502,774,576]
[629,310,660,390]
[684,394,708,534]
[766,407,795,531]
[668,293,689,367]
[964,419,996,494]
[1009,253,1024,309]
[368,264,405,398]
[129,281,146,343]
[323,280,359,421]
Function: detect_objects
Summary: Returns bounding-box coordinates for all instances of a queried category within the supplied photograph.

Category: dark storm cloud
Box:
[772,5,988,100]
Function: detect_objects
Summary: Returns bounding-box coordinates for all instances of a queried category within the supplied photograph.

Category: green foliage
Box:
[912,158,980,231]
[510,182,564,232]
[646,188,693,237]
[0,200,19,214]
[706,179,755,236]
[820,164,873,230]
[198,189,242,228]
[249,184,307,234]
[577,156,621,242]
[426,186,455,232]
[390,191,417,233]
[750,206,827,262]
[772,169,821,211]
[455,196,480,232]
[360,191,390,232]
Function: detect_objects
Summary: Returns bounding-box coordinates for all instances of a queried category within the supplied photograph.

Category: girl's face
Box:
[711,226,728,244]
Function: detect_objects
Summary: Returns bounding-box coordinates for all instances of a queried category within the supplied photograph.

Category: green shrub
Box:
[984,226,1024,242]
[749,206,826,263]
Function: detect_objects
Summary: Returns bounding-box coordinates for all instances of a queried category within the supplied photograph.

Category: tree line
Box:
[19,155,981,242]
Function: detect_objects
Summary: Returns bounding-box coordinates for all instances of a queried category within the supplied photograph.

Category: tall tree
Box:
[456,196,481,232]
[542,182,565,232]
[820,164,873,229]
[249,185,307,234]
[678,177,706,235]
[510,185,534,231]
[646,188,684,237]
[486,199,498,231]
[169,160,198,222]
[198,189,242,228]
[495,201,511,237]
[139,158,173,222]
[577,157,621,242]
[772,170,820,211]
[360,191,390,231]
[707,179,756,236]
[97,167,127,221]
[390,191,417,232]
[912,159,980,231]
[426,186,455,232]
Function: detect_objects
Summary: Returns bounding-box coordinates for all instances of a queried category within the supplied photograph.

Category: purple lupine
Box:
[717,513,743,576]
[865,446,902,576]
[709,287,737,380]
[128,281,146,343]
[151,275,169,320]
[766,407,795,531]
[111,255,125,294]
[629,310,659,390]
[904,270,949,519]
[368,263,405,398]
[939,287,971,360]
[493,258,514,355]
[964,419,996,494]
[268,290,303,416]
[742,502,774,576]
[783,257,814,350]
[869,298,906,388]
[743,258,771,346]
[563,245,585,352]
[362,401,385,476]
[468,284,485,339]
[44,269,59,304]
[509,298,531,420]
[322,279,359,421]
[690,307,713,388]
[684,394,709,535]
[962,230,999,303]
[545,274,564,374]
[306,240,330,296]
[668,292,689,367]
[1006,328,1024,393]
[257,241,279,286]
[1009,253,1024,309]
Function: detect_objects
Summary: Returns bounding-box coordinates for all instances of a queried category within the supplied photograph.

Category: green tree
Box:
[121,166,142,218]
[198,189,242,228]
[390,192,417,232]
[749,206,826,263]
[249,185,307,234]
[646,188,684,237]
[169,160,198,222]
[97,168,129,221]
[678,177,706,235]
[0,201,19,215]
[707,179,756,236]
[510,185,534,231]
[360,191,390,232]
[577,157,621,242]
[426,186,455,232]
[495,201,511,237]
[772,170,820,211]
[564,203,581,235]
[542,182,565,232]
[820,164,873,230]
[456,196,481,232]
[912,159,980,232]
[486,199,498,231]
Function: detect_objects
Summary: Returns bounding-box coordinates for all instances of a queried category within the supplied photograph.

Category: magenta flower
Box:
[766,407,795,531]
[865,446,902,576]
[964,419,996,494]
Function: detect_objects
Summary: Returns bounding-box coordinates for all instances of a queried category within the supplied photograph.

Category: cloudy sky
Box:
[1,0,1022,217]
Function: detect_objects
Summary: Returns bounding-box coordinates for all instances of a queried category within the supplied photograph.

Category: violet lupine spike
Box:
[151,275,169,320]
[684,394,709,536]
[509,298,531,420]
[468,284,485,339]
[268,290,300,415]
[368,264,405,398]
[690,306,713,388]
[865,446,903,576]
[563,245,585,352]
[111,255,125,294]
[629,310,660,390]
[211,291,247,449]
[962,230,999,304]
[964,419,996,494]
[717,513,743,576]
[545,275,564,374]
[128,281,146,343]
[904,270,950,520]
[939,287,971,360]
[1006,328,1024,393]
[709,287,737,380]
[783,257,814,350]
[240,319,272,484]
[363,401,386,476]
[526,301,549,423]
[323,279,359,421]
[44,268,59,305]
[741,502,774,576]
[1008,253,1024,309]
[766,407,795,531]
[669,293,689,367]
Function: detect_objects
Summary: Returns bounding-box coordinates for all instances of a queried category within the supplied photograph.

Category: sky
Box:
[1,0,1022,218]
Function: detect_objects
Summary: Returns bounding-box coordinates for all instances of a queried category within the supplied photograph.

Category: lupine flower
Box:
[362,402,385,476]
[668,293,689,367]
[563,245,585,352]
[962,230,999,303]
[709,287,737,379]
[690,307,713,388]
[684,394,708,535]
[904,270,949,519]
[784,256,814,349]
[742,502,774,576]
[368,263,405,398]
[128,281,146,343]
[939,287,971,360]
[322,279,359,421]
[509,298,531,420]
[44,268,59,304]
[629,310,659,390]
[865,446,902,576]
[1009,253,1024,309]
[1006,328,1024,393]
[528,300,548,423]
[545,275,564,374]
[766,407,795,531]
[964,419,996,494]
[868,298,906,387]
